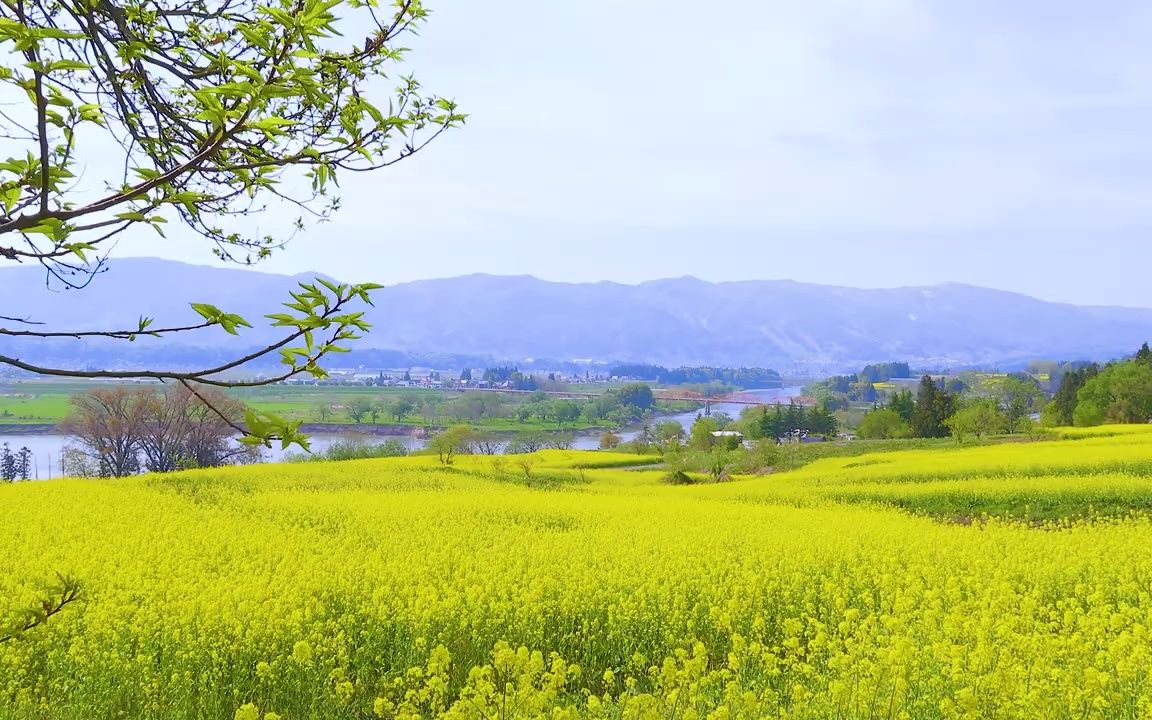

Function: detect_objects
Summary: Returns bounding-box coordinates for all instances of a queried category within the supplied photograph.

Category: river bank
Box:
[5,388,801,479]
[0,423,57,435]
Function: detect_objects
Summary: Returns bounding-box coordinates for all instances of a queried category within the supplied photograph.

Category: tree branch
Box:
[0,320,214,340]
[0,575,82,644]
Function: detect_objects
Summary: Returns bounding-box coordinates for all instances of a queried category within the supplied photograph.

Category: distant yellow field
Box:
[5,437,1152,718]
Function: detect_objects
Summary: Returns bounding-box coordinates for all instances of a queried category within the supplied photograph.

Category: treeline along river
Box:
[5,388,800,479]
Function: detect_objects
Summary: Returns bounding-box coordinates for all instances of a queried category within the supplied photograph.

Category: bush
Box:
[287,438,410,463]
[663,469,699,485]
[598,431,622,450]
[324,439,410,461]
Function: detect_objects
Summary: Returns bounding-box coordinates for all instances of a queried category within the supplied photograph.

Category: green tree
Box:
[615,383,655,412]
[346,397,373,424]
[389,398,416,423]
[945,399,1007,442]
[369,401,386,424]
[804,403,839,437]
[998,375,1045,425]
[782,403,806,435]
[705,447,734,482]
[311,403,334,423]
[1074,360,1152,426]
[427,425,475,465]
[550,400,582,427]
[1047,364,1099,426]
[689,416,720,451]
[888,390,916,424]
[754,405,787,440]
[598,431,622,450]
[856,408,910,440]
[652,420,686,455]
[0,0,463,449]
[911,376,955,438]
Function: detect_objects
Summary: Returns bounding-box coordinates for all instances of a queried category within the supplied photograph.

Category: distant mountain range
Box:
[3,258,1151,372]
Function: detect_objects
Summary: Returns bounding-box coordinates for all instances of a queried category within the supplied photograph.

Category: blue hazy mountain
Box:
[2,258,1149,371]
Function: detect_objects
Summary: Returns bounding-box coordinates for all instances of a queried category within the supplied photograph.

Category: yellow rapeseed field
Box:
[5,435,1152,719]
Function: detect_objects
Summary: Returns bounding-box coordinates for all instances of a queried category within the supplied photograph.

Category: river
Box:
[3,387,802,479]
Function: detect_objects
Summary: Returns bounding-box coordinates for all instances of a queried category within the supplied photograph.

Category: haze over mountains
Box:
[3,258,1151,372]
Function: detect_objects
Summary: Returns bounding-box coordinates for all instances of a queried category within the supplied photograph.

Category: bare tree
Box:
[473,431,503,456]
[140,385,257,471]
[62,384,259,475]
[59,387,147,477]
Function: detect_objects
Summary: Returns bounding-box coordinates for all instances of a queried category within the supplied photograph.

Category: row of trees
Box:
[856,377,959,439]
[608,365,782,389]
[738,403,839,441]
[805,363,915,408]
[59,386,256,477]
[1046,345,1152,426]
[856,374,1045,440]
[425,426,579,465]
[327,384,661,428]
[810,369,966,411]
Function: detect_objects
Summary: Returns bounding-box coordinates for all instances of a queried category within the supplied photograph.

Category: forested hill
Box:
[4,258,1152,371]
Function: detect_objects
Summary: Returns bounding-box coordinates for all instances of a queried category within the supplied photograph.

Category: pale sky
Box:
[117,0,1152,307]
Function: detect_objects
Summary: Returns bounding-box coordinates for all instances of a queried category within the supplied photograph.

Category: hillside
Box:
[3,257,1151,370]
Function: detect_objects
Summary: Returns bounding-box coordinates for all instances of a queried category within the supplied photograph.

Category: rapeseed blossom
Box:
[3,442,1152,718]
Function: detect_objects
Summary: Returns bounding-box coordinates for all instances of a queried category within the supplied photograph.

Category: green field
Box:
[0,380,682,432]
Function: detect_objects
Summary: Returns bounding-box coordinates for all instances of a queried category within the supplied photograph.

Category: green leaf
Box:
[65,242,94,262]
[1,186,19,213]
[132,167,162,181]
[45,59,92,72]
[190,303,223,322]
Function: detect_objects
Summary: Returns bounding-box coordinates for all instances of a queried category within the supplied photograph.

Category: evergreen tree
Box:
[888,390,916,423]
[911,376,954,438]
[0,443,15,482]
[14,447,31,481]
[755,406,787,440]
[804,403,839,436]
[1049,364,1099,426]
[783,403,806,435]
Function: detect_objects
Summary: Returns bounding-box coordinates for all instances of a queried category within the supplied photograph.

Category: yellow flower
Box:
[291,641,313,664]
[234,703,260,720]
